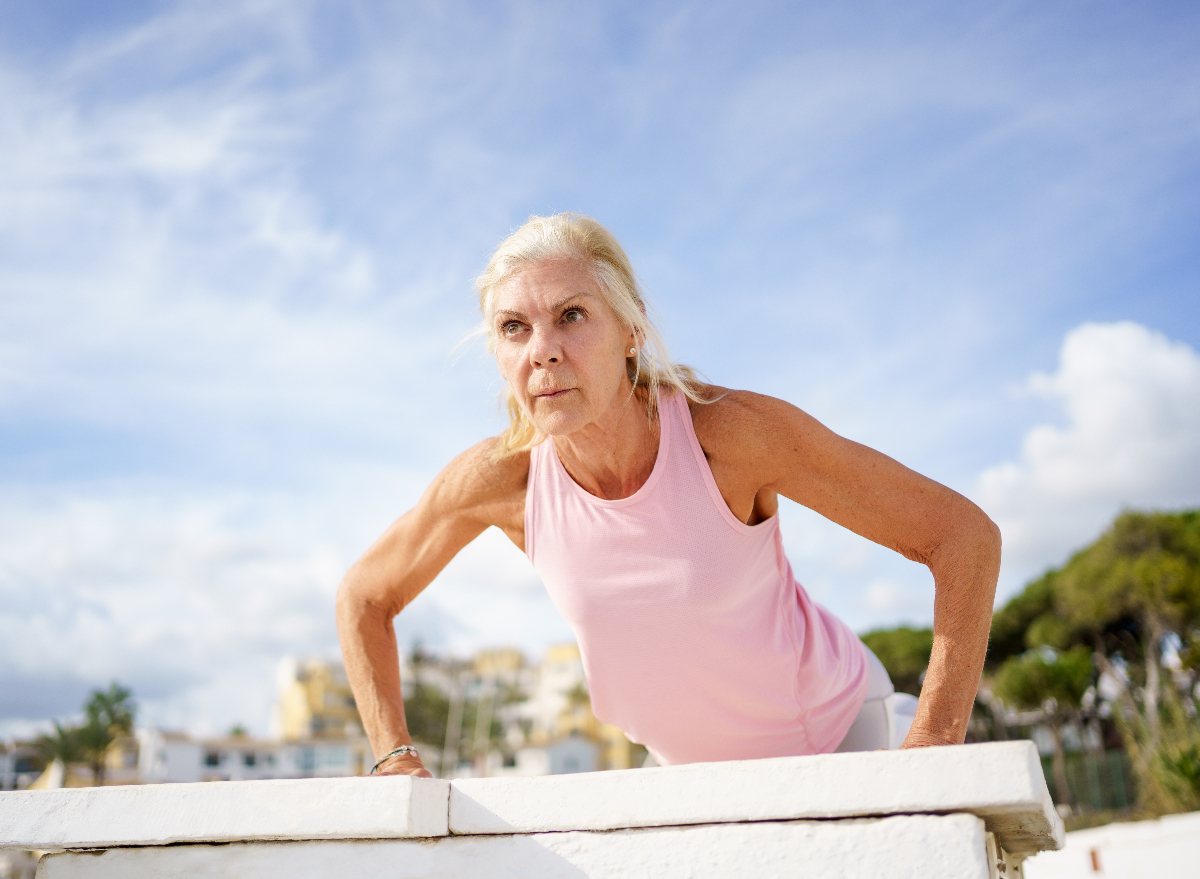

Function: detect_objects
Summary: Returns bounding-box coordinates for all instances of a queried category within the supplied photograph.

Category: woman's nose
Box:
[529,329,562,366]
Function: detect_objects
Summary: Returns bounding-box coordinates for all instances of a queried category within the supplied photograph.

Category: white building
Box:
[137,727,371,783]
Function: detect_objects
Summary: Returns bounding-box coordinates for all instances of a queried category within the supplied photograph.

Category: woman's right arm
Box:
[335,439,527,777]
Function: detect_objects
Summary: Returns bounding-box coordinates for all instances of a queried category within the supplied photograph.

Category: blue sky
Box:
[1,0,1198,736]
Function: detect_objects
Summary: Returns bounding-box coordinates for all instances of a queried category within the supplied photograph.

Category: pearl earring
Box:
[629,347,636,355]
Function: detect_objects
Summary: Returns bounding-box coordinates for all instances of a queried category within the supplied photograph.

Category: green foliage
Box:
[85,682,136,736]
[1054,511,1200,641]
[993,646,1093,711]
[1025,613,1076,652]
[404,681,450,748]
[565,681,590,707]
[993,645,1095,808]
[1180,628,1200,671]
[860,626,933,696]
[987,572,1061,668]
[78,682,137,784]
[1156,742,1200,813]
[34,721,85,767]
[1120,691,1200,816]
[988,508,1200,817]
[32,682,136,785]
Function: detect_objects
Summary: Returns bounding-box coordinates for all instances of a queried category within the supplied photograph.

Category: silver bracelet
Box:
[370,745,420,775]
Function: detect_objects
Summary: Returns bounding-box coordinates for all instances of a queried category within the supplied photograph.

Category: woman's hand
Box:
[372,752,433,778]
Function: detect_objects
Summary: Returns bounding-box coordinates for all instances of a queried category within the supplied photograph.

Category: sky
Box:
[1,0,1198,738]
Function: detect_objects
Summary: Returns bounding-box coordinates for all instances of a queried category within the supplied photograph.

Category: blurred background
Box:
[0,0,1197,804]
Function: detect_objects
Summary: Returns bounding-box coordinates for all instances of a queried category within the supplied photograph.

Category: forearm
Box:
[904,513,1001,747]
[335,580,413,760]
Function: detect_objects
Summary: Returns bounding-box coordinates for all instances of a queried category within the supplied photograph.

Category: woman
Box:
[336,213,1000,778]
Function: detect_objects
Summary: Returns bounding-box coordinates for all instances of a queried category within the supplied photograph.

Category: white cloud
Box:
[978,321,1200,596]
[0,478,565,737]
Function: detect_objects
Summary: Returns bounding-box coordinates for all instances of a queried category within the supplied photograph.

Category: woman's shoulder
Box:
[435,437,531,507]
[686,385,803,452]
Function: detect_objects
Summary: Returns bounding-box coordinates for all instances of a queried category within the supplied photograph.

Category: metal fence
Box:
[1040,750,1136,811]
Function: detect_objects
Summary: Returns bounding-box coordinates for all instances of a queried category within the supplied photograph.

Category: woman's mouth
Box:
[536,388,573,399]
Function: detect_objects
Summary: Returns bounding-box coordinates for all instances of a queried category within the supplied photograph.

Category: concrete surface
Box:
[452,740,1062,853]
[1023,809,1200,878]
[0,742,1064,877]
[0,775,449,850]
[37,813,993,879]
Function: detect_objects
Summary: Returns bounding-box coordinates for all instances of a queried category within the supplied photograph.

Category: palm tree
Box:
[86,682,135,735]
[34,721,85,786]
[79,682,136,785]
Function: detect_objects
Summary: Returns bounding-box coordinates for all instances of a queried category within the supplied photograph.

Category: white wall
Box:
[1023,810,1200,879]
[36,814,995,879]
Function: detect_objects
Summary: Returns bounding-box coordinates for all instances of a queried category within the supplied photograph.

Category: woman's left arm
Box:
[698,390,1001,747]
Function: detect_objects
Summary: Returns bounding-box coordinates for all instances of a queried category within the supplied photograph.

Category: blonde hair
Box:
[476,213,707,458]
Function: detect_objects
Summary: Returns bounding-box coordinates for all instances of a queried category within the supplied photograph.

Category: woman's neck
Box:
[552,389,660,501]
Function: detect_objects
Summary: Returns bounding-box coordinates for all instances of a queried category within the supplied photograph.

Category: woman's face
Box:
[491,258,636,438]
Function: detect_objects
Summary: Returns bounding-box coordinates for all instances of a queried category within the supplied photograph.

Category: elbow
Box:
[924,500,1002,581]
[334,572,362,631]
[976,507,1002,568]
[336,564,397,628]
[958,503,1002,598]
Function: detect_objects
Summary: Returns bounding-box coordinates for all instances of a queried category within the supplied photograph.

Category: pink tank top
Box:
[525,389,868,765]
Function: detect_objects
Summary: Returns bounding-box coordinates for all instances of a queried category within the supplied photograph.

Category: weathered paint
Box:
[452,740,1062,853]
[1,742,1063,877]
[37,813,992,879]
[0,775,449,851]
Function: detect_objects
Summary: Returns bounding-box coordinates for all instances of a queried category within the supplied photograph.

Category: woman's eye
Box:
[501,321,522,336]
[563,309,584,323]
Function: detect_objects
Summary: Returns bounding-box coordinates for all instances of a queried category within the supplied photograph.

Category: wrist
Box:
[371,744,421,774]
[899,725,962,749]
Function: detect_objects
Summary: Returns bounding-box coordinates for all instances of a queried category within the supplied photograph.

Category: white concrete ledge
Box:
[0,741,1062,861]
[450,741,1063,854]
[0,775,449,851]
[38,814,993,879]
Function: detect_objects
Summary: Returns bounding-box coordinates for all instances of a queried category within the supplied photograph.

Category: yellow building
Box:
[474,647,525,678]
[542,643,645,770]
[272,657,363,741]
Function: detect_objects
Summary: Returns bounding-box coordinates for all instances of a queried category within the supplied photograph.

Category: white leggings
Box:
[833,645,919,752]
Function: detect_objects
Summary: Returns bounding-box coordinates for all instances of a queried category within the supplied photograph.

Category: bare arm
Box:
[335,439,527,776]
[693,389,1000,747]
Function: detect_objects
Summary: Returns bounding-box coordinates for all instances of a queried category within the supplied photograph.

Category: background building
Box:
[11,645,643,789]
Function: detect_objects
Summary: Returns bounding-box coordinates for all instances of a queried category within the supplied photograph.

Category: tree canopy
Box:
[985,508,1200,816]
[860,626,933,696]
[991,510,1200,663]
[993,646,1093,712]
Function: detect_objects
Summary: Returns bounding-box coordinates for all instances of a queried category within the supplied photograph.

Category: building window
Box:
[204,752,220,767]
[321,747,348,768]
[299,748,316,771]
[243,753,257,767]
